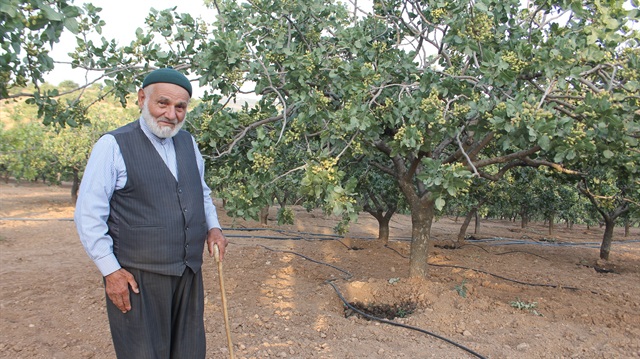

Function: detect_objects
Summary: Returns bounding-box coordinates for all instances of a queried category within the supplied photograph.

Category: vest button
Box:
[183,208,188,212]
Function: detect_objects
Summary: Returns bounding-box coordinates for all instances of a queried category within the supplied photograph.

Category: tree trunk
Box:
[1,165,9,183]
[600,218,615,260]
[474,212,481,234]
[457,207,477,243]
[548,213,555,236]
[520,204,530,228]
[378,216,390,245]
[275,191,288,209]
[409,201,435,278]
[578,181,629,260]
[259,205,269,225]
[520,212,528,228]
[363,191,396,246]
[71,169,80,204]
[624,219,630,237]
[365,207,395,246]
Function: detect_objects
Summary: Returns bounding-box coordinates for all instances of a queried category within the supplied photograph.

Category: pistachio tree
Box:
[0,0,106,125]
[193,0,638,276]
[1,82,137,199]
[4,0,638,277]
[574,143,639,259]
[0,121,50,182]
[186,99,308,224]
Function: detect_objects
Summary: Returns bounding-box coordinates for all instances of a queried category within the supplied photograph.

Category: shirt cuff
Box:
[95,254,122,277]
[207,216,222,231]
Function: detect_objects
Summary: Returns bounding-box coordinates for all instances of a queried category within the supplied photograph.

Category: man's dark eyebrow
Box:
[156,96,188,107]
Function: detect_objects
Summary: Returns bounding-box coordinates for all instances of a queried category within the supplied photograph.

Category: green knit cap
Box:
[142,68,192,97]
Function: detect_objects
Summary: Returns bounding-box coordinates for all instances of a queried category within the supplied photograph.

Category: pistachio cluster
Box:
[309,158,339,183]
[431,7,448,23]
[502,51,528,72]
[251,152,275,173]
[420,91,445,125]
[466,13,493,42]
[394,124,425,147]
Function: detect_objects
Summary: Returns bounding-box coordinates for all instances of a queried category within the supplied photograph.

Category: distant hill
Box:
[221,95,260,111]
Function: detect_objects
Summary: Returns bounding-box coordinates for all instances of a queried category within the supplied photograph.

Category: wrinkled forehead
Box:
[145,83,190,104]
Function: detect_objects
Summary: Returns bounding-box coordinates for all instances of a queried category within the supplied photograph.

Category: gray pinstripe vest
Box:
[107,121,208,276]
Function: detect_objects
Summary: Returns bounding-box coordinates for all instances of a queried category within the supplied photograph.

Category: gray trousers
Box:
[105,267,205,359]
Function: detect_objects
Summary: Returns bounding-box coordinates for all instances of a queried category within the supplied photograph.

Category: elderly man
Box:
[75,68,228,359]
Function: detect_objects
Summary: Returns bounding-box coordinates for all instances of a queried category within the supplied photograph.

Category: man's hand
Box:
[207,228,228,260]
[105,268,139,313]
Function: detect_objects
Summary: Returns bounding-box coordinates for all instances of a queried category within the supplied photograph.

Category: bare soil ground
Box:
[1,181,639,359]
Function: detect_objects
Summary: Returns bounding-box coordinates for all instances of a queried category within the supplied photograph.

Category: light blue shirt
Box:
[74,117,222,276]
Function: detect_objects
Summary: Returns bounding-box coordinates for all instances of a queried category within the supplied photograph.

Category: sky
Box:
[46,0,216,96]
[44,0,377,99]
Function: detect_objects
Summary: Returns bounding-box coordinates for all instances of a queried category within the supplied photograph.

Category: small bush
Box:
[510,298,543,316]
[276,207,295,225]
[454,280,468,298]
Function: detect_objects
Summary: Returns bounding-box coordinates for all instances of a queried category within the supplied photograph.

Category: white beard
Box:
[141,103,185,139]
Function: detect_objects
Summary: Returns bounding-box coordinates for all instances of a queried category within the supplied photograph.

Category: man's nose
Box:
[165,106,178,120]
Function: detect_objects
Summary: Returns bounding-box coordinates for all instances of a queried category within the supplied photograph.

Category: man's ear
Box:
[137,89,146,110]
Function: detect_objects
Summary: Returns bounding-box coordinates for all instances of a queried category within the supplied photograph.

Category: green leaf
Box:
[604,17,619,30]
[39,4,63,21]
[0,2,18,17]
[64,17,80,34]
[603,150,614,159]
[475,2,488,12]
[538,135,551,151]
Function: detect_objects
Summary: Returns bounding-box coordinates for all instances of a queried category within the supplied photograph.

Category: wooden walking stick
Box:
[214,244,235,359]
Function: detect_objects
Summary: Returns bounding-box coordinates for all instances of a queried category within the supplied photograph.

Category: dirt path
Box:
[1,181,639,358]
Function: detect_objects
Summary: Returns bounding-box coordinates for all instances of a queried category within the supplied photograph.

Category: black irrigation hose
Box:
[459,243,550,260]
[458,243,491,253]
[225,234,308,241]
[492,250,549,259]
[427,263,600,295]
[256,244,353,280]
[326,280,487,359]
[384,243,545,260]
[334,238,355,250]
[255,243,486,358]
[226,227,350,240]
[383,244,597,294]
[224,227,417,242]
[384,244,408,258]
[224,228,344,242]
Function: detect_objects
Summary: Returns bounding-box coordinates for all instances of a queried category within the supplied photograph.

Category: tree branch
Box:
[212,106,297,159]
[474,145,542,168]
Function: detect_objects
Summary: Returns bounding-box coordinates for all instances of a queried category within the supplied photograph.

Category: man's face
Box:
[138,83,190,138]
